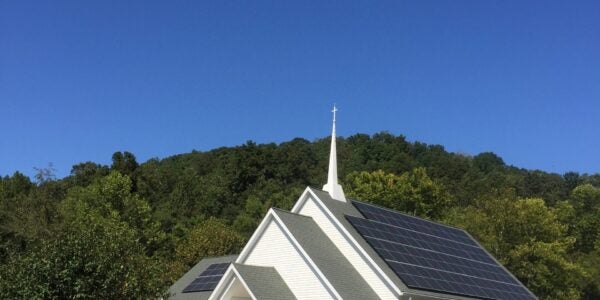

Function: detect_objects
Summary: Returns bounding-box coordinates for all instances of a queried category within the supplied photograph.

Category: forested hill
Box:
[1,132,599,299]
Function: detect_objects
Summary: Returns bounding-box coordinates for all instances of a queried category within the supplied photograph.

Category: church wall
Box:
[297,196,398,300]
[241,218,335,300]
[220,277,252,300]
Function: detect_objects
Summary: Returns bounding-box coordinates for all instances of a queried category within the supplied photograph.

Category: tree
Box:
[69,162,109,187]
[577,240,600,299]
[568,184,600,252]
[445,196,586,299]
[472,152,505,174]
[564,172,581,191]
[0,206,166,299]
[33,163,56,185]
[167,218,245,282]
[344,168,453,219]
[111,151,139,176]
[62,171,166,255]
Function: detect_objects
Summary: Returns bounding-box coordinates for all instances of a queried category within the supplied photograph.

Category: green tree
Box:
[472,152,505,173]
[344,168,453,219]
[167,218,245,282]
[69,162,110,187]
[568,184,600,253]
[63,171,166,255]
[577,240,600,299]
[446,196,586,299]
[111,151,139,176]
[0,207,166,299]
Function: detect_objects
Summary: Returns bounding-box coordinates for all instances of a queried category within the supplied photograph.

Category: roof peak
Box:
[322,105,347,202]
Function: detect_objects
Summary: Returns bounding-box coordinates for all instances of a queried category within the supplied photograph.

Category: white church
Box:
[169,108,537,300]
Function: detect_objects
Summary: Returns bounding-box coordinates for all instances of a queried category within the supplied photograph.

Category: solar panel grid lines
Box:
[349,201,536,300]
[363,223,507,274]
[349,216,495,265]
[366,236,516,284]
[353,201,476,246]
[182,262,231,293]
[353,201,475,247]
[373,212,477,246]
[351,219,521,286]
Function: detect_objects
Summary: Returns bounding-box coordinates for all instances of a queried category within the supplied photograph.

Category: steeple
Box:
[323,105,347,202]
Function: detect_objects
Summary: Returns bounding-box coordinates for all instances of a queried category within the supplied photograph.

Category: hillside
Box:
[1,132,599,299]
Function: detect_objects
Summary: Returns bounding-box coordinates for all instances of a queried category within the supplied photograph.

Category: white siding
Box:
[221,277,252,300]
[298,197,398,300]
[241,218,334,300]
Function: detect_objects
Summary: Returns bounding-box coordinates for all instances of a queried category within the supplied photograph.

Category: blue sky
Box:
[1,1,599,179]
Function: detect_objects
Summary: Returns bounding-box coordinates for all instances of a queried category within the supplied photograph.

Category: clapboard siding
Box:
[297,196,397,300]
[242,219,334,299]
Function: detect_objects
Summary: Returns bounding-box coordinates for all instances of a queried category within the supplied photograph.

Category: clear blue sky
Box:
[1,1,599,179]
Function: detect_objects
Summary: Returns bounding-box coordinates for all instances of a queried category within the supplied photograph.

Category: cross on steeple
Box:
[332,105,338,123]
[323,105,346,202]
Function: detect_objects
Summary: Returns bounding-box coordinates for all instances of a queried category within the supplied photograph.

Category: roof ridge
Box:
[271,207,313,219]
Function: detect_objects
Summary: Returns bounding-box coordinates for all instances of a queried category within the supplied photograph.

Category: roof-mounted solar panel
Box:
[348,201,536,300]
[182,262,230,293]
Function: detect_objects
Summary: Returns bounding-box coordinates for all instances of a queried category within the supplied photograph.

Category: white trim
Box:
[290,187,313,213]
[269,211,343,299]
[231,266,258,300]
[209,265,235,300]
[209,265,258,300]
[235,208,343,299]
[218,277,237,300]
[292,188,403,296]
[235,211,276,264]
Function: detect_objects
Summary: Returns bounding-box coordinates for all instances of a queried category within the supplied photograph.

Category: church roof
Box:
[305,187,537,300]
[305,187,412,293]
[168,255,237,300]
[272,208,379,300]
[231,263,295,300]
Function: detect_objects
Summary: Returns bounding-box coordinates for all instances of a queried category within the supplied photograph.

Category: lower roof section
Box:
[271,208,380,300]
[230,263,296,300]
[169,255,238,300]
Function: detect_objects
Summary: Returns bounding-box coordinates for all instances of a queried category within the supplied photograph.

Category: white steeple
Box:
[323,105,347,202]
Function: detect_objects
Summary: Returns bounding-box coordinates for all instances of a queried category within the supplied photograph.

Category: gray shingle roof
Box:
[233,263,296,300]
[307,187,487,300]
[168,255,238,300]
[272,208,379,300]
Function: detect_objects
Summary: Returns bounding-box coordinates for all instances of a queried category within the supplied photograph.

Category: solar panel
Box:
[182,262,230,293]
[348,201,536,300]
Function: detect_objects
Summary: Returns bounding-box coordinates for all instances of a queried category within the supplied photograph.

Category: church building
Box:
[169,107,537,300]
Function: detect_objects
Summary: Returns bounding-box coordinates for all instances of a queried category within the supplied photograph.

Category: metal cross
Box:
[332,105,338,122]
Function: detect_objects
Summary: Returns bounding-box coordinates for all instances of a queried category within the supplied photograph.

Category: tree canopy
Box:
[1,133,599,299]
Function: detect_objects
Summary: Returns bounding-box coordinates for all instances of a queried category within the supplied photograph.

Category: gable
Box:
[237,215,336,299]
[293,187,496,299]
[293,190,399,300]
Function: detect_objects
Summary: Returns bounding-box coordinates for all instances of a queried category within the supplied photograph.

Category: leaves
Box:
[445,196,587,299]
[2,133,600,299]
[344,168,453,219]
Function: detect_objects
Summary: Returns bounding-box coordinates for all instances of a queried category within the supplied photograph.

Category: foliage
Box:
[445,195,587,299]
[167,218,245,282]
[0,207,165,299]
[1,132,599,298]
[344,168,453,219]
[568,184,600,252]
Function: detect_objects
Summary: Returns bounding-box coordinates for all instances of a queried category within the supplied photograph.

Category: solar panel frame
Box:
[348,201,537,300]
[182,262,231,293]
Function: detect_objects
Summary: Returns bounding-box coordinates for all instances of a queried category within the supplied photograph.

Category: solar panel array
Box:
[182,262,230,293]
[348,201,536,300]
